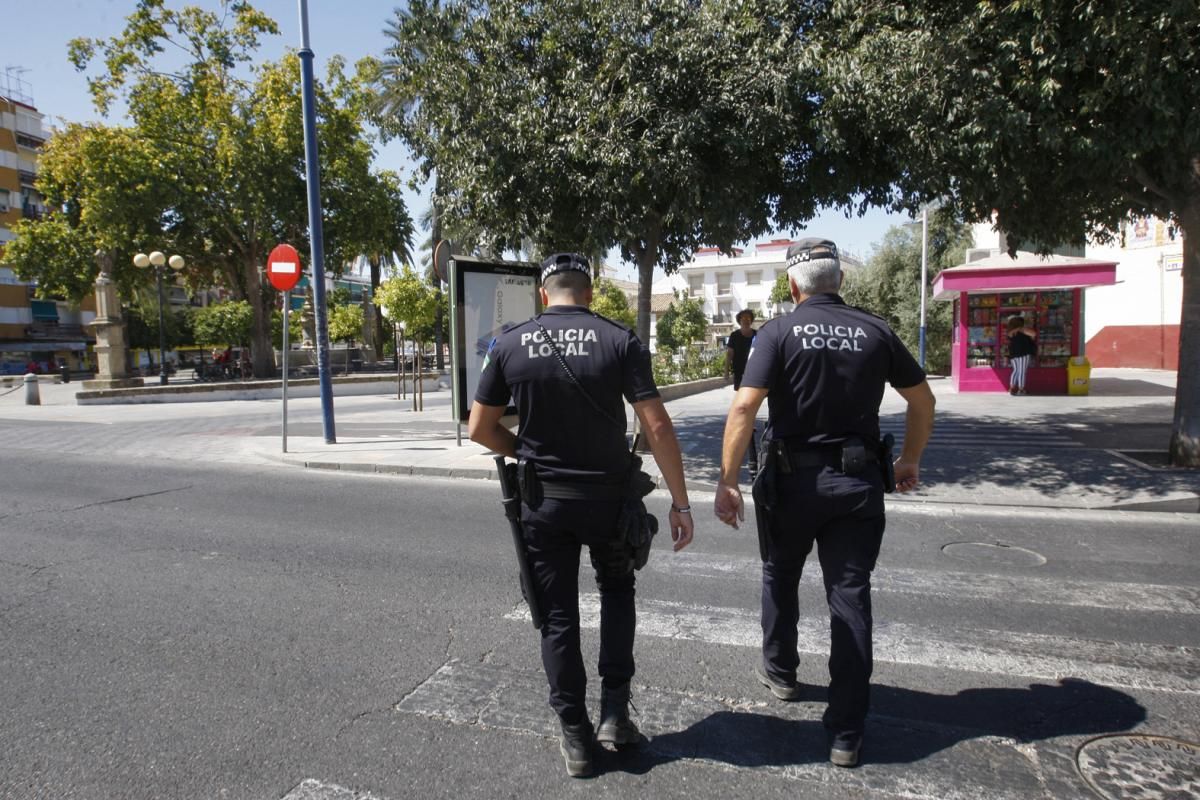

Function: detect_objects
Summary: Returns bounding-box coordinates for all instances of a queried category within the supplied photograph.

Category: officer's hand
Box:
[714,481,744,529]
[669,509,694,551]
[894,459,921,493]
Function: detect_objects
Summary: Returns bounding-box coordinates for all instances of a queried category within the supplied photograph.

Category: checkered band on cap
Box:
[786,238,840,269]
[540,252,592,283]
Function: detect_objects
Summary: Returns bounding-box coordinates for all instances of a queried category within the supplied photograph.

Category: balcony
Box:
[24,322,88,340]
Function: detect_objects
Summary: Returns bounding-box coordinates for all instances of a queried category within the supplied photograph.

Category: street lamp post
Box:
[133,250,185,385]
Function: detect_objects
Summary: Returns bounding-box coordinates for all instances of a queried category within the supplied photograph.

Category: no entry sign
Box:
[266,244,303,292]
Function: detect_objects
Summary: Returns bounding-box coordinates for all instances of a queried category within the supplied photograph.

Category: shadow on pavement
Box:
[600,678,1143,774]
[673,401,1193,505]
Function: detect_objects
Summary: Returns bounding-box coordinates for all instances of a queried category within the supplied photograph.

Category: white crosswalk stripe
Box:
[504,596,1199,695]
[650,552,1200,615]
[397,660,1043,800]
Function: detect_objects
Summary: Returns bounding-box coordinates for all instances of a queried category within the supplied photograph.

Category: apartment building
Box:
[655,239,864,349]
[0,75,94,375]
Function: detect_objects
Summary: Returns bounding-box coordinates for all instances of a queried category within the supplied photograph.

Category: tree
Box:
[373,0,808,345]
[375,265,439,359]
[4,1,412,379]
[656,295,708,352]
[841,214,974,375]
[192,301,253,349]
[810,0,1200,465]
[328,303,365,375]
[591,278,636,329]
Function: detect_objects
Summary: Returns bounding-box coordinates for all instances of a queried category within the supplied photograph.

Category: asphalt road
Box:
[1,448,1197,800]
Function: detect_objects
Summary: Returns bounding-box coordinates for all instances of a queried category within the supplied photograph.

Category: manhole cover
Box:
[940,541,1046,567]
[1077,734,1200,800]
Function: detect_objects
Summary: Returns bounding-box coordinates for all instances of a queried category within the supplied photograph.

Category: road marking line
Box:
[395,660,1042,800]
[649,552,1200,615]
[280,779,385,800]
[505,596,1200,695]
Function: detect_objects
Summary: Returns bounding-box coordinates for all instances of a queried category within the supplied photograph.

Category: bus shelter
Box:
[932,252,1118,393]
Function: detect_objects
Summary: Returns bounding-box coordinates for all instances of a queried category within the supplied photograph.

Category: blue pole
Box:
[297,0,335,443]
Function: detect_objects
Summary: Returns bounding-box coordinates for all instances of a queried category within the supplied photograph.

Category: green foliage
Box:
[655,295,708,353]
[375,265,439,340]
[328,303,364,345]
[769,272,792,306]
[841,213,973,375]
[270,306,303,350]
[374,0,809,343]
[591,279,636,329]
[192,300,254,348]
[651,349,725,387]
[8,2,411,379]
[814,0,1200,462]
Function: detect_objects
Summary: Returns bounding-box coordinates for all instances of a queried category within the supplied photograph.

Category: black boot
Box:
[596,683,641,746]
[558,717,594,777]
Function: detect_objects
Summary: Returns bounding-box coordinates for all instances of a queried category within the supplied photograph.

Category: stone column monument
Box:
[82,250,144,390]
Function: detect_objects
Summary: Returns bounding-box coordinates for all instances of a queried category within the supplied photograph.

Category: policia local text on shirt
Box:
[468,253,694,778]
[714,238,936,769]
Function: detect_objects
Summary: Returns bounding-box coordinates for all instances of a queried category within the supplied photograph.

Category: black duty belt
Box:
[777,442,878,472]
[540,481,625,500]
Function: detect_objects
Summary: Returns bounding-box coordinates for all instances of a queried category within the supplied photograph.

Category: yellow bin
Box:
[1067,356,1091,396]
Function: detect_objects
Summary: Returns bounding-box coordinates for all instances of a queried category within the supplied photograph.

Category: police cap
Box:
[540,252,592,284]
[786,238,840,269]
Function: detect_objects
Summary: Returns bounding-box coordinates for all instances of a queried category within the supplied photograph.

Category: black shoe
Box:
[559,717,594,777]
[753,664,803,701]
[596,683,642,747]
[830,739,861,768]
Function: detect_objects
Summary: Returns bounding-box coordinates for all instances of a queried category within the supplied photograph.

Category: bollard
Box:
[24,373,41,405]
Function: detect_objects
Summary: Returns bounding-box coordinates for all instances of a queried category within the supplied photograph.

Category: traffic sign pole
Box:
[266,244,304,454]
[282,289,289,453]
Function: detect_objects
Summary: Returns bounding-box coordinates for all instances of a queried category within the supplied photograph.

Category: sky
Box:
[5,0,914,280]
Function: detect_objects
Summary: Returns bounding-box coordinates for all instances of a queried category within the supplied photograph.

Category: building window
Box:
[748,302,762,317]
[746,270,762,286]
[717,301,732,322]
[716,272,731,295]
[30,300,59,322]
[688,275,703,297]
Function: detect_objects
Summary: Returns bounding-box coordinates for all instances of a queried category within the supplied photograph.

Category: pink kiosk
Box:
[933,252,1118,394]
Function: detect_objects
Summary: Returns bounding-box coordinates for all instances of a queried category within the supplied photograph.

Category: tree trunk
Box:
[246,255,273,379]
[635,254,655,345]
[1169,200,1199,467]
[630,218,664,346]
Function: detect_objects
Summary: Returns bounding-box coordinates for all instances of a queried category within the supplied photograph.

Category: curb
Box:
[286,457,1200,523]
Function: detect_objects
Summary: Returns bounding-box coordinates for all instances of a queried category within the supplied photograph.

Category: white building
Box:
[653,238,864,349]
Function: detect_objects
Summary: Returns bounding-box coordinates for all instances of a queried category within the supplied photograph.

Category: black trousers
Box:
[521,497,635,723]
[761,465,885,746]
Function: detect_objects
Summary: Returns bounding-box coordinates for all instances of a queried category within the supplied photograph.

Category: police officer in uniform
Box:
[714,238,935,767]
[469,253,695,778]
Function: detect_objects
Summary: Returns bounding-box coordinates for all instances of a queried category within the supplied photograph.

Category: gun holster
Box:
[750,440,779,562]
[616,455,659,572]
[517,458,543,508]
[877,433,896,493]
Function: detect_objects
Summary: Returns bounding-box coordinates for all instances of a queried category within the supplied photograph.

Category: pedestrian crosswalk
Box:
[388,543,1199,798]
[880,416,1083,450]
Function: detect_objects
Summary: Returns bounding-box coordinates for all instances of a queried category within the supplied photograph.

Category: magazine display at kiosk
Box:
[964,291,1074,369]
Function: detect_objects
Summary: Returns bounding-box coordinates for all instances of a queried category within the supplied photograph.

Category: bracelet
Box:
[671,504,692,514]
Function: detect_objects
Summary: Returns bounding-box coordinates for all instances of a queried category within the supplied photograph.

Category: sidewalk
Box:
[260,368,1197,515]
[3,367,1194,513]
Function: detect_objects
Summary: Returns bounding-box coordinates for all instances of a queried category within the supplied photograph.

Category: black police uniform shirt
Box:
[475,305,659,483]
[739,294,926,448]
[726,328,755,378]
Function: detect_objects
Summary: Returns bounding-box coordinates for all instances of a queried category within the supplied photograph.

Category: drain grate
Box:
[1076,734,1200,800]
